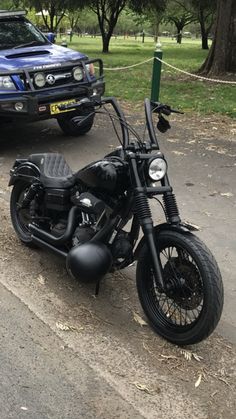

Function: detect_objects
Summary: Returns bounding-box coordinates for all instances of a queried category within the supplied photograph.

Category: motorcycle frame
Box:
[9,96,188,291]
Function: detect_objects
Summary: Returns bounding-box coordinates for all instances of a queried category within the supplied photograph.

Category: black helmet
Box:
[66,242,112,282]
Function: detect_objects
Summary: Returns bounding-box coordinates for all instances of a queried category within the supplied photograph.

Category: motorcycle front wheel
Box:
[136,230,224,345]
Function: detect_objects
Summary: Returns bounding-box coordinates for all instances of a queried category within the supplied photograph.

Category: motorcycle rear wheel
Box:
[136,230,224,345]
[10,181,36,247]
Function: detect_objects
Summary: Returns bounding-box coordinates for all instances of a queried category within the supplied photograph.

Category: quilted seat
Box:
[29,153,74,188]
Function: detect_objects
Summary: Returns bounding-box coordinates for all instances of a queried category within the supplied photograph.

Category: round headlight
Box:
[1,76,15,89]
[34,72,46,88]
[14,102,24,111]
[148,158,167,181]
[73,67,83,81]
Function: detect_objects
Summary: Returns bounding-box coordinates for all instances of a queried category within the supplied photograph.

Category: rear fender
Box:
[134,223,193,260]
[9,160,40,186]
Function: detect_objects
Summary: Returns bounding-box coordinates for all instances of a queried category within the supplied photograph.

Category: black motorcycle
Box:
[9,96,224,345]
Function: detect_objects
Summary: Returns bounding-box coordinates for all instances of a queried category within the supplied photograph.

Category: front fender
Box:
[9,160,40,186]
[134,223,193,260]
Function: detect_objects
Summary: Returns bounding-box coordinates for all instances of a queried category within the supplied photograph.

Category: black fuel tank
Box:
[76,158,129,194]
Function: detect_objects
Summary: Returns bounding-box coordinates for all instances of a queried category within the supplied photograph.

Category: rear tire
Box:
[136,230,224,345]
[10,181,36,247]
[57,107,94,136]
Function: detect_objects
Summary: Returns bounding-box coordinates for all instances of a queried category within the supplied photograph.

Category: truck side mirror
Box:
[46,32,56,43]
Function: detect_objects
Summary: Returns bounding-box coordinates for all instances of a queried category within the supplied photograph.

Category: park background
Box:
[2,0,236,117]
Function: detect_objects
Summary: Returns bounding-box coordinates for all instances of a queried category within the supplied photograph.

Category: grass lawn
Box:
[63,35,235,118]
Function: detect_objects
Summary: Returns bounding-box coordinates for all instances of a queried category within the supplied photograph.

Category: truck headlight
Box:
[148,158,167,181]
[73,67,83,81]
[0,76,16,90]
[34,72,46,88]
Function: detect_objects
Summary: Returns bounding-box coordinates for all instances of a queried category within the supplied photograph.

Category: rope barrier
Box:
[154,56,236,85]
[101,57,154,71]
[96,56,236,85]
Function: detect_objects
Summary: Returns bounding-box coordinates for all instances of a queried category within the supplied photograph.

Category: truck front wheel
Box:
[57,107,94,136]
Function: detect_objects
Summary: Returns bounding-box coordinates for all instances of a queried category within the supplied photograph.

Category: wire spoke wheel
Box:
[136,230,224,345]
[16,189,32,234]
[152,246,204,328]
[10,181,36,246]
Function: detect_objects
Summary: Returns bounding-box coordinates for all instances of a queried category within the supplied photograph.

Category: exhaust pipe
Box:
[31,235,68,258]
[29,206,79,246]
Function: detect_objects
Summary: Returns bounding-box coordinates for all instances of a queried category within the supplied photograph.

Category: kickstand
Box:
[95,279,101,296]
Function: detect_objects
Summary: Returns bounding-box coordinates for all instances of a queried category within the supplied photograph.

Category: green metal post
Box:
[151,44,163,102]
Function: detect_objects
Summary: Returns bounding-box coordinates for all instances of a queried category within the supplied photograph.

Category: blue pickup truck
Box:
[0,10,105,136]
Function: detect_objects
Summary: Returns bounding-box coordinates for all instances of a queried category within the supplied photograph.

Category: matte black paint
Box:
[76,158,129,195]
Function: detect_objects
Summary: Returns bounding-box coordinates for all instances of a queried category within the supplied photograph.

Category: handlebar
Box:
[145,98,159,147]
[59,97,182,150]
[59,97,93,111]
[59,96,130,148]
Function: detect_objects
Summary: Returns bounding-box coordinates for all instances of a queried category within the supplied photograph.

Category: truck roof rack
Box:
[0,10,26,17]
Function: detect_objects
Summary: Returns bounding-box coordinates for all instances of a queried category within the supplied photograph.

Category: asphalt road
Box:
[0,283,143,419]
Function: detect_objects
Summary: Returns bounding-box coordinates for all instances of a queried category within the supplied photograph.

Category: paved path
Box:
[0,283,143,419]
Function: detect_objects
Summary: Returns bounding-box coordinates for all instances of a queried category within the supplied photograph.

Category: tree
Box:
[66,2,88,41]
[88,1,126,53]
[131,0,166,42]
[190,0,217,49]
[24,1,86,32]
[164,0,197,44]
[0,0,24,8]
[114,9,140,37]
[76,9,99,36]
[88,1,166,53]
[200,0,236,75]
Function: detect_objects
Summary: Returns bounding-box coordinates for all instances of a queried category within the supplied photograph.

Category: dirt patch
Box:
[122,102,236,143]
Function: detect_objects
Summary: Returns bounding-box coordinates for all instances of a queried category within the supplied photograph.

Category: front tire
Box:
[136,230,224,345]
[10,181,36,247]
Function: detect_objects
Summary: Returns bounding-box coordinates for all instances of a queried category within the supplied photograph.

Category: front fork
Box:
[130,156,181,291]
[135,191,165,289]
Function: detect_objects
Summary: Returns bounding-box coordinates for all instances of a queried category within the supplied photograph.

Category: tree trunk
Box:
[102,34,111,53]
[200,0,236,75]
[49,6,55,32]
[177,32,182,44]
[199,10,209,50]
[154,20,160,43]
[201,32,209,50]
[176,27,182,44]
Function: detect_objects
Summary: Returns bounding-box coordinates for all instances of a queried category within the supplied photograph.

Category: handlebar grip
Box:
[151,100,183,115]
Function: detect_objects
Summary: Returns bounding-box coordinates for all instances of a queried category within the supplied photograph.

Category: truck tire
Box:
[57,107,94,136]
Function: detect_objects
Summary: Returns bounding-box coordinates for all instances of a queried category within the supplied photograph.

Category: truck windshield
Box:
[0,18,48,50]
